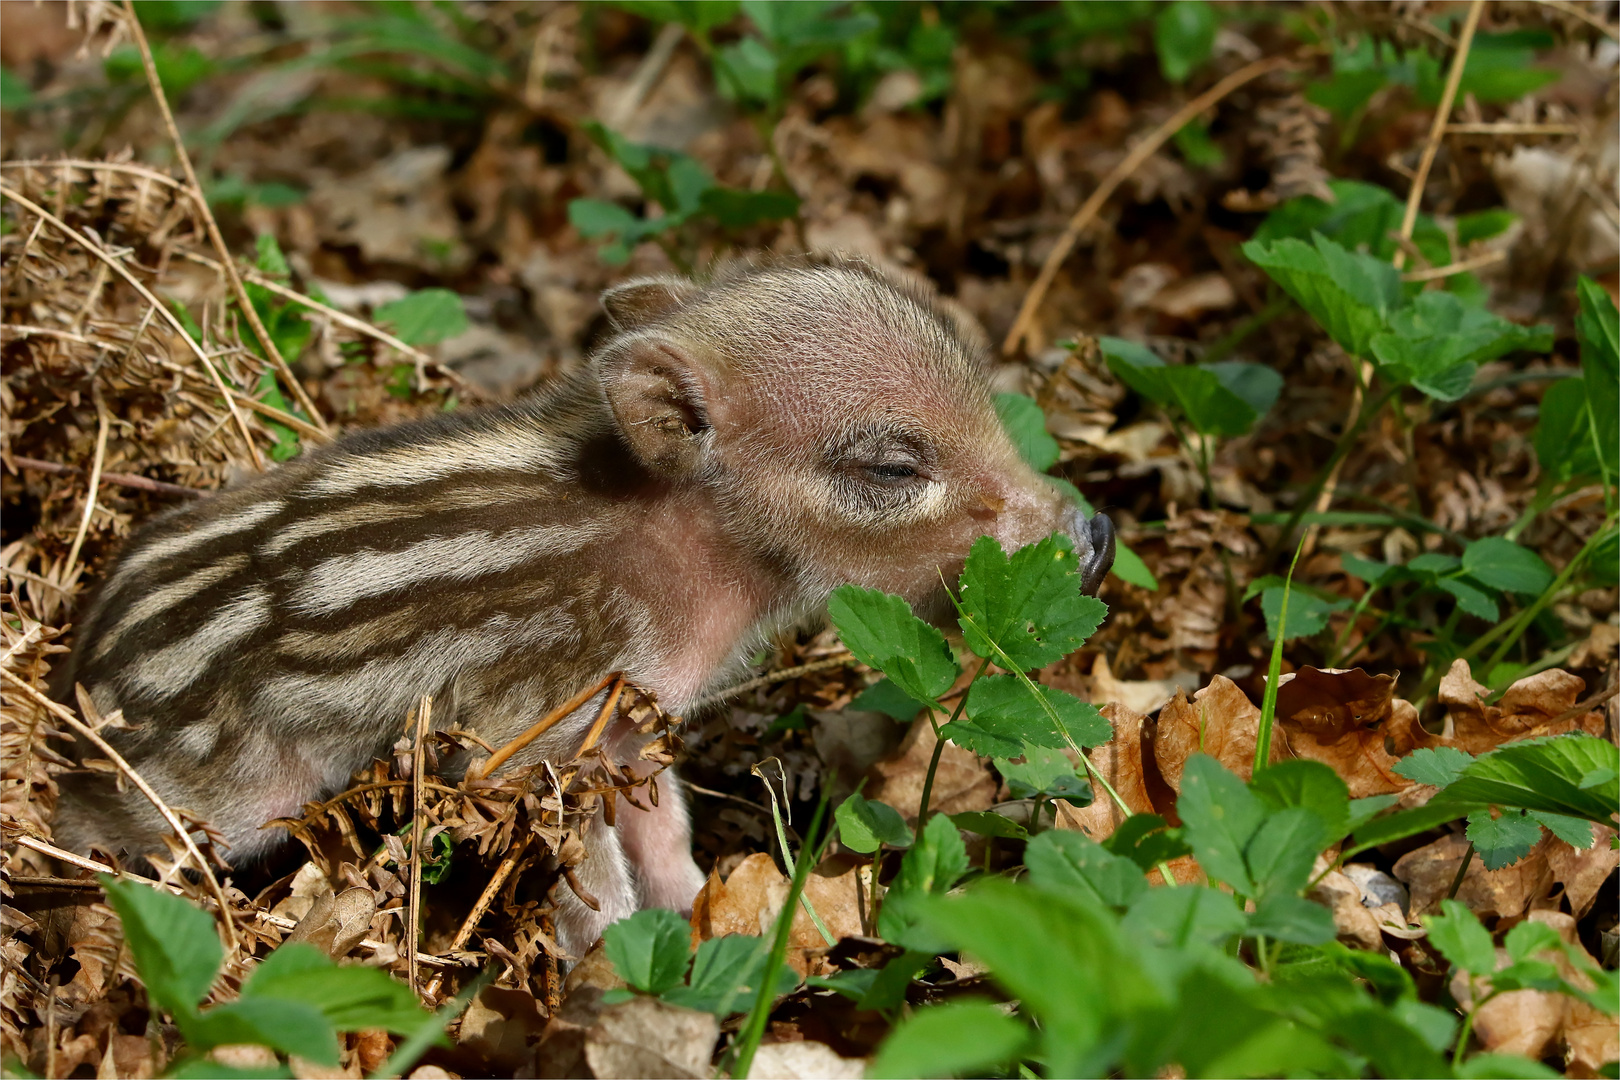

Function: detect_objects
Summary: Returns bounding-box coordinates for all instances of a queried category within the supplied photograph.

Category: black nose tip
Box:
[1078,513,1116,597]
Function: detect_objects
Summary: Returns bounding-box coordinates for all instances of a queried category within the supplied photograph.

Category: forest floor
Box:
[1,2,1617,1078]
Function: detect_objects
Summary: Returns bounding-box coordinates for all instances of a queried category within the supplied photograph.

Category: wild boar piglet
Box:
[54,254,1115,956]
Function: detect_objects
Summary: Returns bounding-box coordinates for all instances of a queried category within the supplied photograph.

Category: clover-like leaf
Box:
[957,534,1106,669]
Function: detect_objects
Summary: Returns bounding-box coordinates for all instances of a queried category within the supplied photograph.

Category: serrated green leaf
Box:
[1261,585,1345,641]
[374,289,468,346]
[1467,808,1543,870]
[1425,898,1497,975]
[956,675,1111,754]
[997,743,1087,800]
[835,793,912,854]
[1393,746,1476,788]
[957,534,1107,669]
[1177,755,1266,896]
[868,1001,1030,1080]
[1242,233,1401,358]
[1462,537,1555,595]
[1438,734,1620,825]
[662,934,795,1016]
[1025,830,1147,911]
[1369,291,1552,398]
[1528,809,1594,849]
[603,908,690,995]
[254,233,291,278]
[99,876,220,1023]
[828,585,958,706]
[877,813,968,945]
[994,392,1060,472]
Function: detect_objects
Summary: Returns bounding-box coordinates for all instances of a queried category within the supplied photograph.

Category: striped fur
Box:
[53,254,1115,956]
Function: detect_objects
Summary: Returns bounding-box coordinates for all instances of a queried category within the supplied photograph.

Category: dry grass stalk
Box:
[407,695,431,995]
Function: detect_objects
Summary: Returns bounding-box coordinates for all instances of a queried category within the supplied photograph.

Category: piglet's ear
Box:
[599,337,712,477]
[600,276,697,331]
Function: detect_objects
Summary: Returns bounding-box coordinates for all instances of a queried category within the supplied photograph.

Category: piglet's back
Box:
[55,372,648,861]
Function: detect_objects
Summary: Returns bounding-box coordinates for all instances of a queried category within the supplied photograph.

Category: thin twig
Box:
[0,183,266,470]
[122,0,329,434]
[576,676,627,758]
[425,832,535,1000]
[62,399,109,581]
[1,671,239,949]
[1402,249,1506,282]
[1393,0,1485,270]
[7,455,204,497]
[407,695,430,995]
[1538,0,1620,39]
[1001,54,1295,356]
[474,672,619,781]
[687,654,857,711]
[1444,122,1582,135]
[0,158,187,188]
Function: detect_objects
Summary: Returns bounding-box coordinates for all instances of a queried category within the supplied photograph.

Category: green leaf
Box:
[187,999,339,1064]
[614,0,739,33]
[663,935,794,1016]
[374,289,468,347]
[1,65,35,111]
[1104,812,1193,869]
[1261,585,1346,641]
[1575,276,1619,478]
[1438,734,1620,825]
[1206,361,1285,422]
[1346,794,1401,833]
[835,793,912,854]
[1534,376,1600,483]
[1245,807,1330,898]
[1393,746,1476,788]
[1467,808,1544,870]
[1153,0,1215,82]
[997,743,1088,800]
[1370,291,1552,399]
[994,392,1060,472]
[878,813,969,945]
[1025,830,1146,911]
[1348,801,1475,855]
[99,876,221,1022]
[1122,884,1247,950]
[1177,755,1266,896]
[1528,810,1594,849]
[1255,180,1445,265]
[1455,209,1517,245]
[697,186,799,228]
[1504,919,1564,965]
[1249,760,1351,845]
[713,36,778,106]
[603,908,691,995]
[1438,576,1499,621]
[957,533,1107,669]
[1425,898,1497,975]
[1110,541,1159,590]
[254,233,291,279]
[868,1001,1030,1079]
[568,197,640,238]
[828,585,959,707]
[855,950,935,1012]
[949,811,1029,841]
[1341,553,1396,585]
[1099,341,1279,437]
[849,678,925,720]
[1462,537,1555,596]
[240,943,429,1035]
[1456,1054,1562,1079]
[952,676,1110,757]
[1241,233,1402,358]
[1247,893,1337,945]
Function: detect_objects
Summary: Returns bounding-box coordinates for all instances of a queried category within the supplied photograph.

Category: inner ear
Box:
[599,337,713,477]
[600,276,698,331]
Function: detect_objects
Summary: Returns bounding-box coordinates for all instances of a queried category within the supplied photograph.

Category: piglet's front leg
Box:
[618,768,708,914]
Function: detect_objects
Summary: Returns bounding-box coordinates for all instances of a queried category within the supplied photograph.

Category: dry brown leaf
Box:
[1276,668,1435,797]
[1439,659,1605,754]
[866,715,995,823]
[689,854,866,977]
[1155,676,1270,790]
[1307,864,1386,951]
[457,984,546,1073]
[1546,826,1619,921]
[583,995,718,1080]
[745,1041,867,1079]
[1052,703,1154,842]
[1393,833,1554,921]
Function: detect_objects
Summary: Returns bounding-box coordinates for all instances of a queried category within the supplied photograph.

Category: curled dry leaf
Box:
[745,1040,867,1079]
[1053,703,1154,842]
[584,995,718,1080]
[1546,825,1618,921]
[689,853,866,978]
[1438,659,1605,754]
[1155,675,1271,790]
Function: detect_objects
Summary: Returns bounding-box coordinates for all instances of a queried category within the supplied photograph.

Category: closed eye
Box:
[861,462,919,484]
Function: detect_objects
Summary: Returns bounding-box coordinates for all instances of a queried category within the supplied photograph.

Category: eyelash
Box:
[862,462,919,483]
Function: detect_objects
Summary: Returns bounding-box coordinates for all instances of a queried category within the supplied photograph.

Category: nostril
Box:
[1075,512,1116,596]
